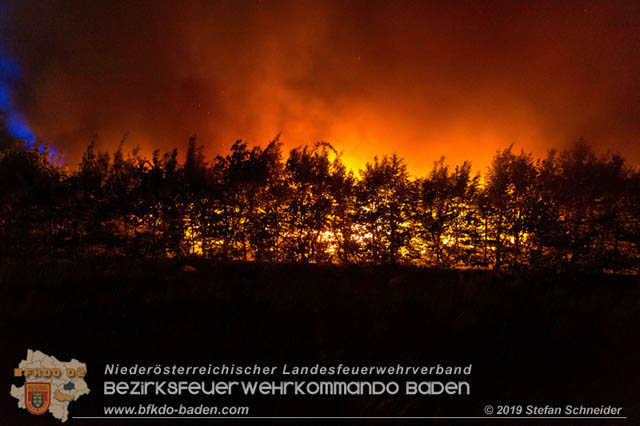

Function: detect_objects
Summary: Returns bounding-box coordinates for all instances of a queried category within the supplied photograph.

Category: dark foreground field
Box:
[2,257,639,425]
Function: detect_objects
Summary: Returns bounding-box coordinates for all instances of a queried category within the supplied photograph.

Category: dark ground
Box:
[1,257,639,426]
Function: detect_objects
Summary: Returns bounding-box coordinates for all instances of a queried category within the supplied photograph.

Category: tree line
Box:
[1,127,639,273]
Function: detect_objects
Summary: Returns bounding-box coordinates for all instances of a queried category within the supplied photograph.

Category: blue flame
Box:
[0,48,51,155]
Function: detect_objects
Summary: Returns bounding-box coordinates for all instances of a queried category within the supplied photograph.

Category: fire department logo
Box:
[25,382,51,415]
[10,349,90,422]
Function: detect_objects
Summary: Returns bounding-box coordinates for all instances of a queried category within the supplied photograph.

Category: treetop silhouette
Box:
[1,128,638,273]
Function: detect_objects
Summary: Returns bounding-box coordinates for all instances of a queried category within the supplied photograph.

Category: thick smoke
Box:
[2,0,640,172]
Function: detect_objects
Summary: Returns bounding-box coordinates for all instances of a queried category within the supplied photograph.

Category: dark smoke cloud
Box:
[2,0,640,172]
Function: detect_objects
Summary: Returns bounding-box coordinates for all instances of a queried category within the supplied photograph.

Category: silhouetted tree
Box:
[283,143,337,262]
[0,129,62,256]
[478,147,538,268]
[549,143,633,271]
[414,158,479,267]
[356,154,412,264]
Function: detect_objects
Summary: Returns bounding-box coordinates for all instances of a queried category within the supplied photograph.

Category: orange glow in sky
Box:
[3,1,639,173]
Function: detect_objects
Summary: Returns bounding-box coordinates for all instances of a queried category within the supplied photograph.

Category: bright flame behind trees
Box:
[4,2,640,172]
[1,126,639,273]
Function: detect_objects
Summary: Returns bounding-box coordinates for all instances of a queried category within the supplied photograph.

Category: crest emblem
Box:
[25,382,51,415]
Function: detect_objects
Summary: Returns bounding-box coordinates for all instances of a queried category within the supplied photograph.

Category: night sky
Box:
[1,0,639,172]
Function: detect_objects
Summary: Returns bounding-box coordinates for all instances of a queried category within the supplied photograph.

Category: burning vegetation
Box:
[1,126,639,273]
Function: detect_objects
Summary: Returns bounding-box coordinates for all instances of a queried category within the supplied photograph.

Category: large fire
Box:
[1,2,638,173]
